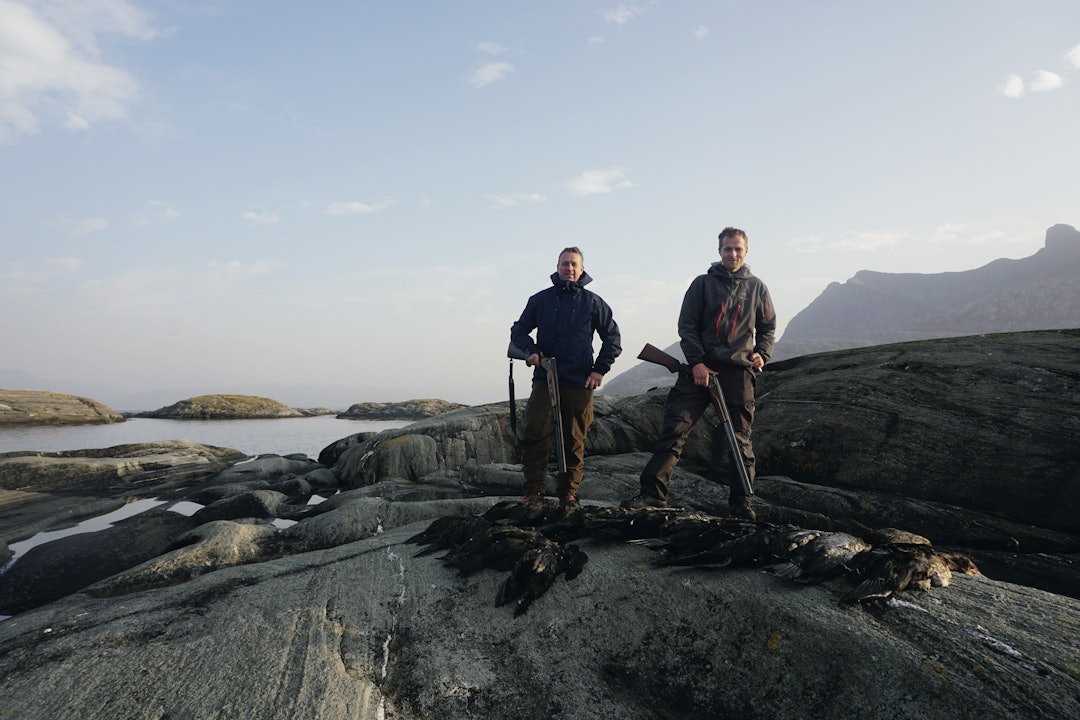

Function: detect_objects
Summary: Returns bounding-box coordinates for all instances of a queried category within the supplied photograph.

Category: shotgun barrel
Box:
[635,343,753,497]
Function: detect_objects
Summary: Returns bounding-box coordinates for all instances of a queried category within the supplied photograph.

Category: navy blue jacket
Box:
[510,271,622,388]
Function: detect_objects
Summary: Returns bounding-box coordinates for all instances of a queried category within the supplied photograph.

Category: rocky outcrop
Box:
[338,398,469,420]
[0,440,248,551]
[0,389,124,427]
[137,394,305,419]
[0,507,1076,720]
[753,329,1080,536]
[0,331,1078,719]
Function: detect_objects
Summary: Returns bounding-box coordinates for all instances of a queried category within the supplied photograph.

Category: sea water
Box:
[0,415,411,459]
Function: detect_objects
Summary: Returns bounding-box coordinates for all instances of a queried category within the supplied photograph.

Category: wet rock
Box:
[0,509,198,615]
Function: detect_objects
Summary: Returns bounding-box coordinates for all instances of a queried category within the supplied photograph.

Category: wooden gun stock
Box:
[541,357,568,475]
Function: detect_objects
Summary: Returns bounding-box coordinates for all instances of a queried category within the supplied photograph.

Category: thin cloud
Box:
[52,216,110,237]
[325,200,393,216]
[242,211,280,225]
[130,201,178,227]
[0,0,155,142]
[476,41,505,55]
[566,168,633,197]
[206,259,281,278]
[1067,43,1080,68]
[1030,69,1063,92]
[789,230,908,254]
[2,257,83,284]
[693,25,710,41]
[485,193,547,208]
[469,61,514,88]
[603,5,643,25]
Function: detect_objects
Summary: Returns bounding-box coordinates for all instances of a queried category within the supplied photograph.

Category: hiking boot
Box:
[728,494,756,521]
[559,494,581,510]
[522,492,544,503]
[620,494,668,509]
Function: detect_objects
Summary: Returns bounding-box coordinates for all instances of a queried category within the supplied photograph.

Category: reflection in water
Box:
[1,498,167,573]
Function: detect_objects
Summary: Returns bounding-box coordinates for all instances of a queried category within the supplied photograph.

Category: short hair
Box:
[559,246,584,262]
[718,227,748,246]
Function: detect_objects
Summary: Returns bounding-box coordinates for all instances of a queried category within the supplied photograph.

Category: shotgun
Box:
[506,343,568,474]
[637,343,753,497]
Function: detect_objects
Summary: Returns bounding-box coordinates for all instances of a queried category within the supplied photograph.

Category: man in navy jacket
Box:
[510,247,622,507]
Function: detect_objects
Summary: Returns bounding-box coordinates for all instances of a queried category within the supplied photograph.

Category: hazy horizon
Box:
[3,2,1078,408]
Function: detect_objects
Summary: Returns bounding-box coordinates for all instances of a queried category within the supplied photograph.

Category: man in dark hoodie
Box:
[510,247,622,507]
[623,227,776,519]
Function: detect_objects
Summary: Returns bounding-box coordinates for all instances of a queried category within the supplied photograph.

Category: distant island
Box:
[0,390,124,428]
[0,391,468,426]
[338,398,468,420]
[134,395,335,420]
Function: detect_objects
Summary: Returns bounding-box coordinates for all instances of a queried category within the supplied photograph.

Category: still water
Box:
[0,415,412,459]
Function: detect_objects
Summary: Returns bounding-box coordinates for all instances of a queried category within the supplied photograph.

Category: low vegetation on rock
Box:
[338,397,468,420]
[0,390,124,427]
[137,394,306,420]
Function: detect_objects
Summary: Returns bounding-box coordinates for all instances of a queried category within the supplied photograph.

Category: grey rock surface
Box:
[1,331,1078,718]
[0,517,1076,720]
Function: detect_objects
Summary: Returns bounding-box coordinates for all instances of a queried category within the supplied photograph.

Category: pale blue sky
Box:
[2,1,1078,408]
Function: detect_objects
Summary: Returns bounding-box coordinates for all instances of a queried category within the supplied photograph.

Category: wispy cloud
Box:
[1066,43,1080,69]
[51,216,110,237]
[692,25,710,41]
[0,0,156,142]
[603,5,643,25]
[476,41,505,55]
[2,257,84,284]
[130,201,178,227]
[566,168,633,197]
[469,61,514,88]
[789,230,908,254]
[242,211,280,225]
[325,200,393,216]
[206,259,280,275]
[486,192,547,208]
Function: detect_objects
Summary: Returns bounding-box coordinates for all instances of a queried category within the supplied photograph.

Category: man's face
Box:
[557,251,583,282]
[719,235,748,273]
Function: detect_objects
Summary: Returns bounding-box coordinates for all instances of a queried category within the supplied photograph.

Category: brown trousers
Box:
[521,380,594,498]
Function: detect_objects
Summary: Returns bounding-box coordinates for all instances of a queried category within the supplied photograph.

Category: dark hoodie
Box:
[678,262,776,370]
[510,271,622,388]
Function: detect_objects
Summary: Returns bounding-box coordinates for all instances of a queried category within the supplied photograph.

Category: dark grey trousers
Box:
[638,366,756,503]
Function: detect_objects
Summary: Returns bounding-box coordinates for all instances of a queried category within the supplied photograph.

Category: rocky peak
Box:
[1044,223,1080,253]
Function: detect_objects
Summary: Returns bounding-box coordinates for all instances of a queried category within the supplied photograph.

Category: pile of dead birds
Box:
[406,499,983,616]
